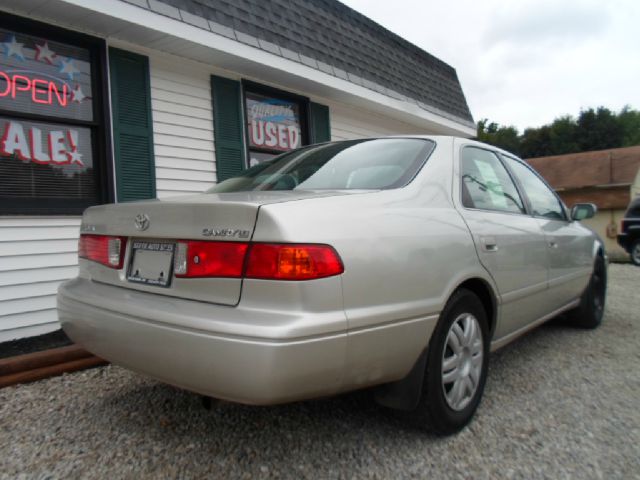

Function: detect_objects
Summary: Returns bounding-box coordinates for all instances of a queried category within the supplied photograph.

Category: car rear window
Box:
[207,138,435,193]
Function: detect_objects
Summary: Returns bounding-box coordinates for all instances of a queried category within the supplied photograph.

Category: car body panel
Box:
[458,209,550,338]
[536,218,594,310]
[58,280,348,404]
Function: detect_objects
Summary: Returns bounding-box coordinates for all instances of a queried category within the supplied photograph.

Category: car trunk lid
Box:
[79,190,356,305]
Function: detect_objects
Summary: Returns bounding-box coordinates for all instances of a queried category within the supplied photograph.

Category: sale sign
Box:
[246,92,301,152]
[0,119,84,166]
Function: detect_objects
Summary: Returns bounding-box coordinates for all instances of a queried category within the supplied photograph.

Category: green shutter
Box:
[310,102,331,144]
[109,47,155,201]
[211,76,245,182]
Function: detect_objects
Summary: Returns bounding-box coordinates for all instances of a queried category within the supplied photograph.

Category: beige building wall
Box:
[581,209,628,261]
[632,169,640,200]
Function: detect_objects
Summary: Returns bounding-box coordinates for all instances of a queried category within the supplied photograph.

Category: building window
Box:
[243,83,308,167]
[0,15,109,214]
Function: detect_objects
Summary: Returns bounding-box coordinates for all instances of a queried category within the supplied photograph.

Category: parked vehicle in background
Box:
[58,137,607,435]
[617,197,640,266]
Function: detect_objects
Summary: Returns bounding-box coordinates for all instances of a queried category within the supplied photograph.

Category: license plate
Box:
[127,240,175,287]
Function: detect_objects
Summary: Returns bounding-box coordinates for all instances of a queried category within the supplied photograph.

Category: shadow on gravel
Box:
[91,319,587,449]
[69,304,616,479]
[93,318,594,441]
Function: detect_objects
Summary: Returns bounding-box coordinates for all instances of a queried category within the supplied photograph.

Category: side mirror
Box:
[571,203,597,221]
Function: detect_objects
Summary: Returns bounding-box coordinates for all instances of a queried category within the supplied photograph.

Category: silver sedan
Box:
[58,136,606,434]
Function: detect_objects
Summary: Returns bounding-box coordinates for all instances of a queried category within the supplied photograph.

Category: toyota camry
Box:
[58,136,606,434]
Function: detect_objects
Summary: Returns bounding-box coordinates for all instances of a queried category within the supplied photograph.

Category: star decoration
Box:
[3,35,25,61]
[59,57,79,80]
[66,148,84,166]
[35,41,56,64]
[70,84,87,103]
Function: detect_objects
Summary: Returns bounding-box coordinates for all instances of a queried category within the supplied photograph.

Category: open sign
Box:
[0,70,68,107]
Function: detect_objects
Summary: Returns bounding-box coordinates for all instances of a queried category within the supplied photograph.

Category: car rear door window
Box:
[460,147,525,214]
[504,157,566,221]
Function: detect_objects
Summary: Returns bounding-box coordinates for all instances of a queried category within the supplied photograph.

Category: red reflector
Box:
[78,234,126,269]
[245,244,344,280]
[175,241,249,278]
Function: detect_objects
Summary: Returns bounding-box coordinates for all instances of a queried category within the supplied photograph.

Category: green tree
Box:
[548,116,579,155]
[618,105,640,146]
[477,119,520,155]
[575,107,624,151]
[520,125,552,158]
[476,105,640,158]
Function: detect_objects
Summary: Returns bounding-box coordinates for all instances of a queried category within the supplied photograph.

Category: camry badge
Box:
[134,213,150,231]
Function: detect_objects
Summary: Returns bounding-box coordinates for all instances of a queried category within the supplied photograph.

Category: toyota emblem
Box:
[134,213,150,231]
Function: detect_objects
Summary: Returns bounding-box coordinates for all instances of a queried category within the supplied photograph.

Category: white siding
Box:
[0,217,80,341]
[328,101,427,141]
[149,55,217,199]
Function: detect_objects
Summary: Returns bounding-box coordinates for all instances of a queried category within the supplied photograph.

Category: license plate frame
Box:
[127,240,175,288]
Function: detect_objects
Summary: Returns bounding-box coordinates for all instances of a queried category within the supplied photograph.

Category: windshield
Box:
[207,138,435,193]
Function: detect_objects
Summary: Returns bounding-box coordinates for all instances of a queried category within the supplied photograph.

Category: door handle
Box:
[480,236,498,252]
[548,240,558,249]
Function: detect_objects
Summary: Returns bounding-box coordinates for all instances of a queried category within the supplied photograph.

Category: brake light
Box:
[245,244,344,280]
[172,241,344,280]
[78,234,126,269]
[174,241,248,278]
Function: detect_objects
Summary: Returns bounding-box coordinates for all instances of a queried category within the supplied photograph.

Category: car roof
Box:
[344,135,521,160]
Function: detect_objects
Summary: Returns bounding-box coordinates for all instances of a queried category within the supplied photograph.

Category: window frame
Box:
[0,13,112,215]
[498,153,570,223]
[241,80,310,167]
[458,145,527,216]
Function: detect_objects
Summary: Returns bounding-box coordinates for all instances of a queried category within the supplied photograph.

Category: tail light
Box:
[174,241,249,278]
[78,234,126,269]
[245,244,344,280]
[172,241,343,280]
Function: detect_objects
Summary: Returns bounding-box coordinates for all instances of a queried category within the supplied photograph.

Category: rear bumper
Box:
[57,278,348,404]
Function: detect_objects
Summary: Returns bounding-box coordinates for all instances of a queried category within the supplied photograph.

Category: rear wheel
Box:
[567,254,607,329]
[631,240,640,266]
[408,289,489,435]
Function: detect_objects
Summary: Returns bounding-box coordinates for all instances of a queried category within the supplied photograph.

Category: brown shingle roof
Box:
[526,145,640,190]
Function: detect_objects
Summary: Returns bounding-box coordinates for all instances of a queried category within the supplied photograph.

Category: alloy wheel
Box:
[441,313,484,411]
[632,243,640,265]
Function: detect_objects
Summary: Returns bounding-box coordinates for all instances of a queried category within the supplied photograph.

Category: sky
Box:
[341,0,640,132]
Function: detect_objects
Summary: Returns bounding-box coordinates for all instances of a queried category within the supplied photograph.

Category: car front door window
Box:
[504,158,566,221]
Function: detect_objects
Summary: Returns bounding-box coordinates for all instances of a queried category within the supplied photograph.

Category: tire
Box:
[408,288,489,435]
[567,254,607,329]
[631,239,640,266]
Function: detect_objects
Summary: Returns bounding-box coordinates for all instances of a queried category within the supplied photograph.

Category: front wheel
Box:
[567,254,607,329]
[630,240,640,266]
[408,289,489,435]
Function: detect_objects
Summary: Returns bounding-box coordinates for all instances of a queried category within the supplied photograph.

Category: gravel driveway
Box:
[1,264,639,479]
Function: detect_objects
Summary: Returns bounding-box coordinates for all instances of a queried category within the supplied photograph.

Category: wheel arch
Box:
[454,277,498,338]
[374,274,498,411]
